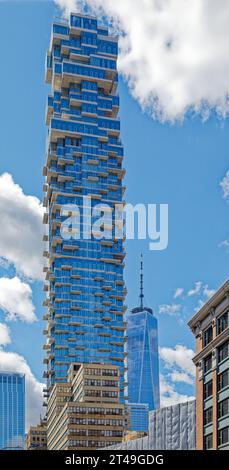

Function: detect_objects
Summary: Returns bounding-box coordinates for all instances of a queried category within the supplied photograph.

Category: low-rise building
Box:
[26,418,47,450]
[47,363,125,450]
[188,279,229,450]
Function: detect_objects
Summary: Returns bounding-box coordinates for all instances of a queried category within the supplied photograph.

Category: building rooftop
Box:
[0,371,25,377]
[188,278,229,330]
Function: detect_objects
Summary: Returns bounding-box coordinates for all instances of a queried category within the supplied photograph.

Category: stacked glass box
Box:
[43,13,126,402]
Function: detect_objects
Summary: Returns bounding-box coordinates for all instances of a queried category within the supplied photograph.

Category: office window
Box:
[204,380,213,400]
[217,310,229,335]
[204,354,212,374]
[218,369,229,391]
[204,433,213,450]
[204,407,213,425]
[203,326,213,347]
[218,340,229,363]
[218,426,229,446]
[218,398,229,419]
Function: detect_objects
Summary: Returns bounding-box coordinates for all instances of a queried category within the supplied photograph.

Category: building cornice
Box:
[188,279,229,332]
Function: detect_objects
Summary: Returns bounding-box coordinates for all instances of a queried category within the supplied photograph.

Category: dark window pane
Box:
[218,341,229,363]
[203,326,213,347]
[218,398,229,419]
[218,369,229,391]
[217,311,229,335]
[204,380,213,399]
[204,433,213,450]
[204,354,212,374]
[218,427,229,446]
[204,407,213,425]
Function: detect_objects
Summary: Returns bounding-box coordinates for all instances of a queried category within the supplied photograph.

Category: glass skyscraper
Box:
[0,372,25,449]
[127,257,160,413]
[43,13,126,401]
[127,403,149,433]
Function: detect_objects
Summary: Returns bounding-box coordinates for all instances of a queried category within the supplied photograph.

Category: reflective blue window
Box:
[0,373,25,449]
[127,309,160,411]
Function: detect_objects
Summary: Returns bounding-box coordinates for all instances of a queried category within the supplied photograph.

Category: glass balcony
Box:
[45,52,52,84]
[82,103,98,117]
[70,14,97,32]
[53,23,69,37]
[112,96,119,107]
[97,39,118,56]
[49,118,107,141]
[62,62,113,92]
[45,96,54,126]
[90,56,116,71]
[98,98,113,111]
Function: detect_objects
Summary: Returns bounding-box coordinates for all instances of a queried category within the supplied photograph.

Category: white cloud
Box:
[219,239,229,250]
[174,288,184,299]
[203,284,215,299]
[0,276,37,323]
[159,304,181,315]
[0,323,11,346]
[188,281,202,297]
[220,170,229,199]
[160,345,195,405]
[160,344,195,379]
[55,0,229,122]
[170,371,194,385]
[0,350,43,430]
[0,258,10,270]
[160,374,195,407]
[0,173,44,281]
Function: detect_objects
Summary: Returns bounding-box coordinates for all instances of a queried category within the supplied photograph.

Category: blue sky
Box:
[0,1,228,425]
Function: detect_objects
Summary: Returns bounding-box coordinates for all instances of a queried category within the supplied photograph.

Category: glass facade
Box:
[127,403,149,433]
[127,307,160,411]
[43,14,126,401]
[0,372,25,449]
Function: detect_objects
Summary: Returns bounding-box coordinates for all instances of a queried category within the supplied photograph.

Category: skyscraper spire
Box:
[140,253,144,309]
[132,253,153,315]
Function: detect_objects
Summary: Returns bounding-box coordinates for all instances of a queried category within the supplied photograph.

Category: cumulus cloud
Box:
[0,350,43,430]
[174,288,184,299]
[55,0,229,122]
[0,258,10,270]
[160,344,195,405]
[0,276,37,323]
[0,323,11,346]
[220,170,229,199]
[0,173,44,281]
[160,374,195,407]
[188,281,202,297]
[159,304,181,315]
[170,371,194,386]
[203,284,215,299]
[160,344,195,380]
